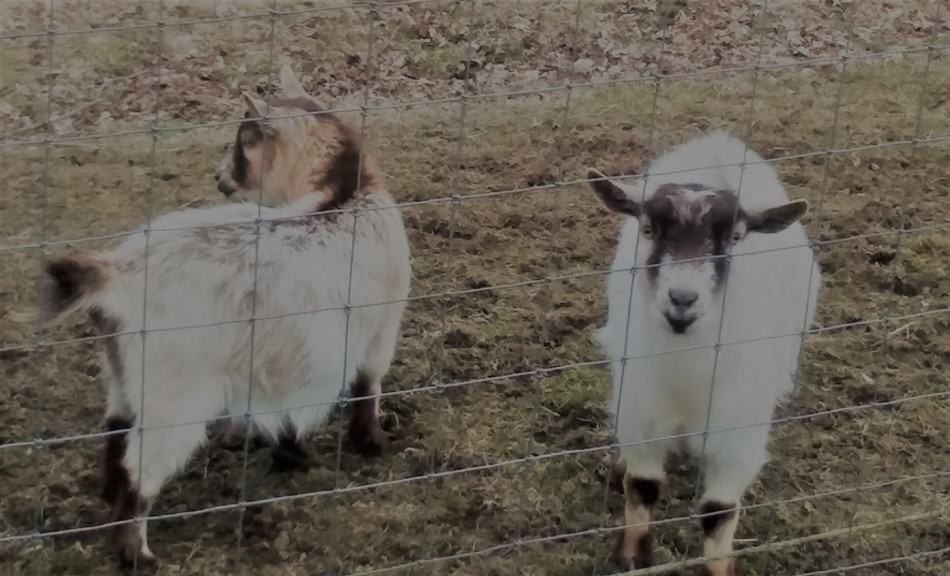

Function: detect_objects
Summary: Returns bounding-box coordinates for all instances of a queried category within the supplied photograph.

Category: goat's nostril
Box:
[669,289,699,308]
[214,173,221,182]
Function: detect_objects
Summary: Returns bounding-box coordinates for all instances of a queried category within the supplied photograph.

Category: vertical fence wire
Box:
[594,5,676,576]
[894,32,940,540]
[129,1,166,573]
[537,0,584,368]
[423,3,475,571]
[234,0,280,563]
[331,1,382,492]
[431,0,472,421]
[32,0,56,544]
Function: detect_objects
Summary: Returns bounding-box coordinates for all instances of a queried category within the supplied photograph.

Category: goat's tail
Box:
[22,254,112,324]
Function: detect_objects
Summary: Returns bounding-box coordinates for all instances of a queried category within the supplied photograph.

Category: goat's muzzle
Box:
[216,177,236,197]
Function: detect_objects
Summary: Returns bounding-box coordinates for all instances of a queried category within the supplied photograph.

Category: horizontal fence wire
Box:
[1,453,944,547]
[2,304,948,450]
[2,134,949,254]
[2,41,949,150]
[1,1,948,575]
[4,228,948,355]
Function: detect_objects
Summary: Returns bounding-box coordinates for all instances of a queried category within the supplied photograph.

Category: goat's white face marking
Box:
[633,184,740,334]
[589,173,811,335]
[652,252,719,333]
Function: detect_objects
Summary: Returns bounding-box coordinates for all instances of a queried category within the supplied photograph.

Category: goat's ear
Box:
[242,91,269,119]
[587,168,641,217]
[242,91,279,135]
[279,64,307,98]
[746,199,808,233]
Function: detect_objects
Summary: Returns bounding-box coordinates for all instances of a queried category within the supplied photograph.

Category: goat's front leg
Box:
[697,430,768,576]
[698,500,740,576]
[613,441,667,570]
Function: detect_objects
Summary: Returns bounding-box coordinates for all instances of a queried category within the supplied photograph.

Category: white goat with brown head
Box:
[37,66,411,567]
[589,130,821,575]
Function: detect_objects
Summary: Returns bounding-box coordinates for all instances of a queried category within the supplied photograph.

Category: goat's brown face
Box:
[215,66,354,207]
[588,169,808,334]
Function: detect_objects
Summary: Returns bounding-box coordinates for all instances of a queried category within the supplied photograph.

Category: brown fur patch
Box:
[314,121,374,213]
[42,255,108,317]
[265,95,376,211]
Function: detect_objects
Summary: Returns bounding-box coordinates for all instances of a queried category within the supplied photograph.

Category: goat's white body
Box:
[84,191,410,498]
[600,131,821,501]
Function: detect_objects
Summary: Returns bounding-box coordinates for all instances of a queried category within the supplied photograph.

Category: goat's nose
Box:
[217,179,235,196]
[669,288,699,309]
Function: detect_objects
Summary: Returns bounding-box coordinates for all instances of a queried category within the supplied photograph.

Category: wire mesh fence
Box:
[0,1,948,575]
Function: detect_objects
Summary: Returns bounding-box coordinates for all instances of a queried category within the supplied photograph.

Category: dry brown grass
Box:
[1,1,949,575]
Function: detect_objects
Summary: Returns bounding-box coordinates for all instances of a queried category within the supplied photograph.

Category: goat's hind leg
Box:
[347,320,401,456]
[347,368,387,456]
[109,381,220,567]
[269,421,310,473]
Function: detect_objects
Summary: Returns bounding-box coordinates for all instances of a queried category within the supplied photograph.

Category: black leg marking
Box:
[615,476,662,569]
[102,416,132,504]
[270,423,309,473]
[631,478,660,506]
[699,500,737,536]
[101,418,154,570]
[347,369,386,456]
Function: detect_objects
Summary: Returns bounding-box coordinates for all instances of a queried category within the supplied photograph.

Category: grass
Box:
[1,2,949,576]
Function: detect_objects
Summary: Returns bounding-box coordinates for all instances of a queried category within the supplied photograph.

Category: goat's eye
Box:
[641,224,653,238]
[731,230,742,243]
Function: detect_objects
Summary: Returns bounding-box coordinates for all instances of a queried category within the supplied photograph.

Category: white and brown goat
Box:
[37,66,411,566]
[589,131,821,575]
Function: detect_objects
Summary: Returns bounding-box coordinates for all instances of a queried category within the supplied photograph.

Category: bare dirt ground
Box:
[1,1,948,575]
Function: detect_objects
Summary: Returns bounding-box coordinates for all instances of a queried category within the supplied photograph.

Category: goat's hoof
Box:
[352,430,388,457]
[379,409,400,432]
[610,535,634,571]
[697,560,736,576]
[115,529,157,572]
[611,533,654,571]
[269,443,310,474]
[348,417,389,457]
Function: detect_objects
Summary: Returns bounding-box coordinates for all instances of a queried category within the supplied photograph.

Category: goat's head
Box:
[588,168,808,334]
[215,65,371,207]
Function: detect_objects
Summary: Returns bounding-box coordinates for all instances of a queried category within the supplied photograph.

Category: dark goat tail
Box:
[39,255,109,321]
